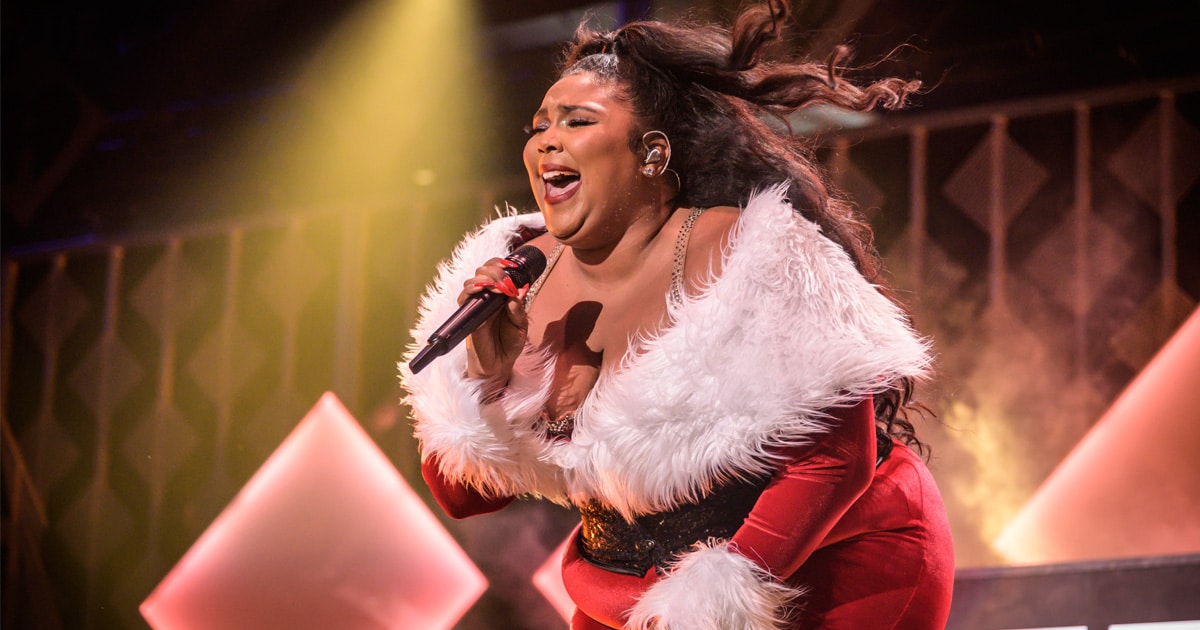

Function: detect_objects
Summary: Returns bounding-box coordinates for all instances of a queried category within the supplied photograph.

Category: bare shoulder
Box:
[693,205,740,238]
[680,205,741,288]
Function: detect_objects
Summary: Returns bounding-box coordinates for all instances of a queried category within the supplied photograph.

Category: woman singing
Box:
[400,1,954,627]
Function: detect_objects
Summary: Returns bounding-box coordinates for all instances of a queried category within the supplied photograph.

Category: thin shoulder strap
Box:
[523,241,564,311]
[670,207,706,306]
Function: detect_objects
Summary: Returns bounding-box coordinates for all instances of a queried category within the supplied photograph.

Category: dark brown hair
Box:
[559,0,930,458]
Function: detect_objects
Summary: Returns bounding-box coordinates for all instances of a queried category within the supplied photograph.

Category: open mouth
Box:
[541,169,581,202]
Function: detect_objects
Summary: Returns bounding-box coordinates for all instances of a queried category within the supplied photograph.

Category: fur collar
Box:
[401,186,930,518]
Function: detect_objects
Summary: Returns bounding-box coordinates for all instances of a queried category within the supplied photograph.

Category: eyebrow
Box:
[533,104,602,118]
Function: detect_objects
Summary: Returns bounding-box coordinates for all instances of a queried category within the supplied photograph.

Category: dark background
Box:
[3,2,1200,629]
[5,0,1199,248]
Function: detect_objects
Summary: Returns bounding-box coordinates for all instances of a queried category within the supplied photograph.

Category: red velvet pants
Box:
[563,442,955,629]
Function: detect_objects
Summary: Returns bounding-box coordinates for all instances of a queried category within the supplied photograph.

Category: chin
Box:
[542,213,580,241]
[547,226,579,242]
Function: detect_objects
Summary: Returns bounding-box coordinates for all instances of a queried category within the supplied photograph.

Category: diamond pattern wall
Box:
[2,85,1198,628]
[1107,102,1200,210]
[943,128,1050,231]
[840,93,1200,567]
[1022,216,1132,318]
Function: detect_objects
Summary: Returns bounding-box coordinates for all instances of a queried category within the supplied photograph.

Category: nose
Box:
[535,126,560,154]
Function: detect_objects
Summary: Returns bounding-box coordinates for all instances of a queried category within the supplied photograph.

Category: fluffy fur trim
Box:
[399,210,565,500]
[548,185,930,517]
[401,186,931,512]
[626,541,801,630]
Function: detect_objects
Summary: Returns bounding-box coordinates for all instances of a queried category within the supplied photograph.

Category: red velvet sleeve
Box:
[729,396,877,579]
[421,453,516,519]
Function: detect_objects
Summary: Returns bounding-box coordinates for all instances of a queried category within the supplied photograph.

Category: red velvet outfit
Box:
[423,397,954,628]
[401,187,954,628]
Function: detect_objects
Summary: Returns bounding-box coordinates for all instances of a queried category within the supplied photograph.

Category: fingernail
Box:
[501,276,519,297]
[499,259,519,269]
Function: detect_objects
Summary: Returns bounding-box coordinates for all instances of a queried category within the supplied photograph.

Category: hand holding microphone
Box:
[409,244,548,375]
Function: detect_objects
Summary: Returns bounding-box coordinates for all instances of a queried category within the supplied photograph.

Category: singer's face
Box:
[523,72,652,248]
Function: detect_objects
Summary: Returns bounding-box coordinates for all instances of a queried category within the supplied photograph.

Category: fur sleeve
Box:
[625,541,801,630]
[398,211,564,500]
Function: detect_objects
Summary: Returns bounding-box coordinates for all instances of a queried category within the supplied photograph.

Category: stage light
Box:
[234,0,498,209]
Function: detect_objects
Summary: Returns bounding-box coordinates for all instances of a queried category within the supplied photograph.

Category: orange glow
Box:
[995,307,1200,564]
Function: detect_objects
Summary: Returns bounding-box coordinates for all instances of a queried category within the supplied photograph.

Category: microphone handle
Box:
[431,291,506,353]
[407,293,500,373]
[408,244,547,374]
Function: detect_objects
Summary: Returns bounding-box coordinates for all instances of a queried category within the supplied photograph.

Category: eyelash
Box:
[524,119,594,135]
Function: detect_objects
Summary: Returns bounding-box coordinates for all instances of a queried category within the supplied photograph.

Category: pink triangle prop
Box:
[141,392,487,629]
[996,308,1200,564]
[532,533,575,622]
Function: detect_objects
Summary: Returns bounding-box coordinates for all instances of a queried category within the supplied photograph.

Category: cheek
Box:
[578,138,636,177]
[522,140,538,172]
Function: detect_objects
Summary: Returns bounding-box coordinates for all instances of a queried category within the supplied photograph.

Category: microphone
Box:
[408,244,547,374]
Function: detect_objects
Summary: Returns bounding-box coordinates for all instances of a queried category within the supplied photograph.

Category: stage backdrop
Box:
[3,79,1199,629]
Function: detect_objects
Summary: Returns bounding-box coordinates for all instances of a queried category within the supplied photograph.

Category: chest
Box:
[524,252,674,411]
[529,268,672,366]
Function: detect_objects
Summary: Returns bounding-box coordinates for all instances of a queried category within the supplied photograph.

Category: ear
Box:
[640,130,672,175]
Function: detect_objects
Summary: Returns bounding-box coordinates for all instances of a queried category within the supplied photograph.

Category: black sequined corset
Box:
[576,474,773,576]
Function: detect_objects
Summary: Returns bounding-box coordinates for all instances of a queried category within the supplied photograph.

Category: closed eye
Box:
[524,118,595,135]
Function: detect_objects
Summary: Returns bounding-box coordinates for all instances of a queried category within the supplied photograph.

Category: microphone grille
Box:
[504,244,548,286]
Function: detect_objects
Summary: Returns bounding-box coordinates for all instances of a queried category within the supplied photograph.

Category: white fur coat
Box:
[400,186,930,629]
[400,185,929,517]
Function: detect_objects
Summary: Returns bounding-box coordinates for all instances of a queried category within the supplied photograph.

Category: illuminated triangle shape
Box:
[532,533,575,623]
[996,308,1200,563]
[141,392,487,629]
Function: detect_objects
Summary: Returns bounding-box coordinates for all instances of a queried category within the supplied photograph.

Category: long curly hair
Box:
[558,0,930,460]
